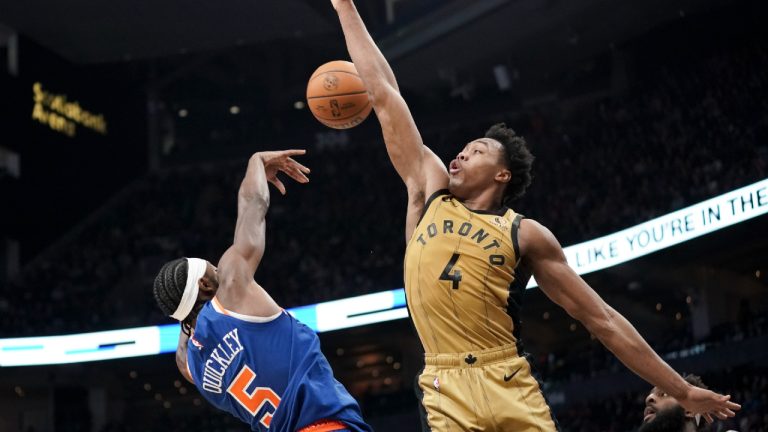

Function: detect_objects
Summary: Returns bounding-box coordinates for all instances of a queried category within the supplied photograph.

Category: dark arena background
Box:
[1,0,767,431]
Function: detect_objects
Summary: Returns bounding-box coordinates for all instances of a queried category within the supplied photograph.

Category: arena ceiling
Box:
[0,0,335,63]
[0,0,728,72]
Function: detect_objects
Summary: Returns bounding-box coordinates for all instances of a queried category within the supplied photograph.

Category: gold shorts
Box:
[415,344,560,431]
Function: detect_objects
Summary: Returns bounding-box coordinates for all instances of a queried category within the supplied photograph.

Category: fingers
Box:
[704,408,735,422]
[287,157,311,174]
[283,166,309,184]
[725,400,741,411]
[278,158,310,183]
[269,177,286,195]
[279,149,307,157]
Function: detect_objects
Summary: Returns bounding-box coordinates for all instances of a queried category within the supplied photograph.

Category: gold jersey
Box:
[404,190,529,354]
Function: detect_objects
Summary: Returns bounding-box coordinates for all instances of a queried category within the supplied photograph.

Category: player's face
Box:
[643,387,683,424]
[205,261,220,290]
[448,139,509,198]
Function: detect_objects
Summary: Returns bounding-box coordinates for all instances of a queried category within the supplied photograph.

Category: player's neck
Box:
[459,189,504,213]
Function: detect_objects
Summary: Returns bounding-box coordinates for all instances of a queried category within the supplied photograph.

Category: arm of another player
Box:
[519,219,741,422]
[332,0,448,241]
[176,330,194,384]
[218,150,310,286]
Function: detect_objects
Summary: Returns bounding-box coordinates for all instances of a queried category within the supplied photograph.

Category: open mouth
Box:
[643,407,656,423]
[449,160,461,175]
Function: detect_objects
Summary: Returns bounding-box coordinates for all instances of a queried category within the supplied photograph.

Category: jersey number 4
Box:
[440,253,462,289]
[227,365,281,428]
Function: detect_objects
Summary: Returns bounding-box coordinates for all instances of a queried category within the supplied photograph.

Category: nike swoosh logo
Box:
[503,367,522,382]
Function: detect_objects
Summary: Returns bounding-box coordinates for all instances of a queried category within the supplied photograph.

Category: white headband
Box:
[170,258,208,321]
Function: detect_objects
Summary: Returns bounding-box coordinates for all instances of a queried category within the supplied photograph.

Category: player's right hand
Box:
[255,149,310,195]
[678,387,741,424]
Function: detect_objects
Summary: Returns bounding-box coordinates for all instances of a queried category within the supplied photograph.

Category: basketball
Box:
[306,60,372,129]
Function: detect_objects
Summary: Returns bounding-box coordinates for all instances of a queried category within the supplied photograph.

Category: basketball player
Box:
[152,150,371,432]
[330,0,741,430]
[640,374,714,432]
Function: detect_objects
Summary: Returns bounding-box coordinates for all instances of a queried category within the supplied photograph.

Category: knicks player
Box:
[152,150,371,432]
[330,0,740,430]
[640,374,714,432]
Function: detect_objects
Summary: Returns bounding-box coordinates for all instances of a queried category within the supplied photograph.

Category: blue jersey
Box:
[187,299,371,432]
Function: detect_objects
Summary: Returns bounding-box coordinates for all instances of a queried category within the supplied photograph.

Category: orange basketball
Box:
[306,60,372,129]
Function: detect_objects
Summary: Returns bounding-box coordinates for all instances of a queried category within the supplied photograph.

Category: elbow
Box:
[366,82,396,107]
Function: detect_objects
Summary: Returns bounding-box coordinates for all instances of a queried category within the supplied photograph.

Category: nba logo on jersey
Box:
[190,335,203,350]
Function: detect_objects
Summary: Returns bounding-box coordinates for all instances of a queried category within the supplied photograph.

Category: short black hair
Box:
[484,123,534,205]
[153,258,200,334]
[683,373,707,390]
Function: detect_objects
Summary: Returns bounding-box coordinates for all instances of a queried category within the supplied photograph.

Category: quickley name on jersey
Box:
[404,190,529,354]
[201,328,244,394]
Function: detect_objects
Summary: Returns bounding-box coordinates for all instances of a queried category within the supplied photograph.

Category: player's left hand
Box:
[678,386,741,424]
[256,149,311,195]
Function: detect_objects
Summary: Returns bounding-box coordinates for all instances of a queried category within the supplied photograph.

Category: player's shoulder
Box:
[517,218,562,259]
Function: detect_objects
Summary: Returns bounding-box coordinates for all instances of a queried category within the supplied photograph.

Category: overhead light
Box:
[656,303,662,312]
[294,101,305,110]
[686,296,692,304]
[336,348,344,356]
[178,109,188,118]
[542,311,550,320]
[229,105,240,115]
[569,323,577,332]
[757,270,761,278]
[675,312,682,321]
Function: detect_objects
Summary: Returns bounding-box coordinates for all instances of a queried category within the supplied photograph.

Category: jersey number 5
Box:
[440,253,462,289]
[227,365,281,428]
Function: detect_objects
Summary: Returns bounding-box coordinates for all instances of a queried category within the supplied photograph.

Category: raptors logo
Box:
[323,74,339,91]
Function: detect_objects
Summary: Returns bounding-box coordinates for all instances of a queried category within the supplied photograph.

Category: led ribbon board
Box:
[1,179,766,367]
[528,177,768,287]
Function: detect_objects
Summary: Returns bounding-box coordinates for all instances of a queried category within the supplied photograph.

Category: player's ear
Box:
[198,277,215,294]
[495,169,511,184]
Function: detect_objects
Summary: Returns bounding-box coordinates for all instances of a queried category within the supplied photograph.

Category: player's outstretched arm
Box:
[332,0,447,241]
[218,150,310,280]
[519,219,741,423]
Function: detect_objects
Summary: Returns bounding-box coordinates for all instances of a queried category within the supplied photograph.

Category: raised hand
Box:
[256,149,310,195]
[678,386,741,424]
